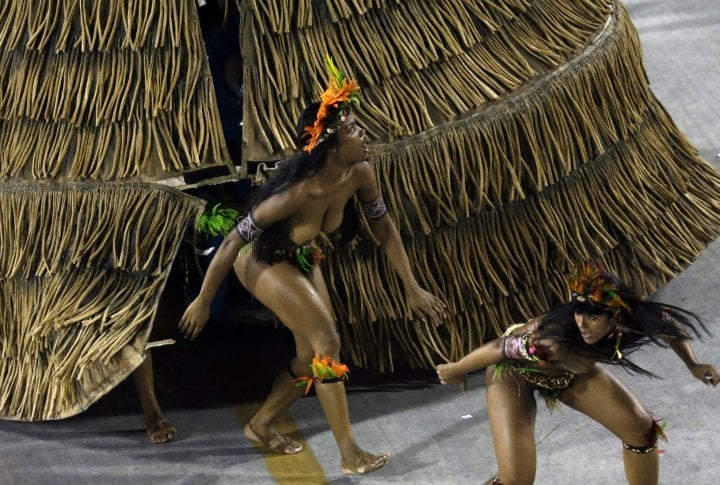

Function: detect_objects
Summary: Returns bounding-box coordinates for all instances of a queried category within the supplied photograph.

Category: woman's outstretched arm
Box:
[354,162,447,326]
[370,214,447,325]
[436,339,506,384]
[179,229,246,340]
[436,319,541,389]
[663,337,719,387]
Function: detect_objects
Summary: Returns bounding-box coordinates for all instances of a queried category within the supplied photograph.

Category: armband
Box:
[361,194,388,220]
[236,212,265,242]
[503,332,536,361]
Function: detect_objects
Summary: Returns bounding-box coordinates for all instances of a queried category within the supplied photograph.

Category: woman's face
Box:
[574,311,614,345]
[335,114,368,164]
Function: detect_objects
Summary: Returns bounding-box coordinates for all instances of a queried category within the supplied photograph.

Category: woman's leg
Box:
[235,254,387,472]
[132,351,176,443]
[486,366,538,485]
[246,267,337,434]
[560,366,660,485]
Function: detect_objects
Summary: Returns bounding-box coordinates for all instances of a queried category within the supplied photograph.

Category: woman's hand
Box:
[436,363,468,392]
[688,363,719,387]
[178,298,211,341]
[408,285,447,327]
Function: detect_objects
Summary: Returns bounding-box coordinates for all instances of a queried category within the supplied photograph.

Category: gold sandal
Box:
[244,423,303,454]
[341,451,390,475]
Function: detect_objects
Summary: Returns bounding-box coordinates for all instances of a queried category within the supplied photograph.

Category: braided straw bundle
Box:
[0,0,233,185]
[243,0,720,371]
[0,182,203,420]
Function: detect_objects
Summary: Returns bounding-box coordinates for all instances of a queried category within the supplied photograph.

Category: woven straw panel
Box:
[0,182,203,420]
[0,0,234,186]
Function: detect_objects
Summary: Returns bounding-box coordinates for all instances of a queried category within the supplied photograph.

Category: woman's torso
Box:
[512,321,599,376]
[282,165,362,246]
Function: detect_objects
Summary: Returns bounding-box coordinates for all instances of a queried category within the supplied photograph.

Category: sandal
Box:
[244,422,303,454]
[341,451,390,475]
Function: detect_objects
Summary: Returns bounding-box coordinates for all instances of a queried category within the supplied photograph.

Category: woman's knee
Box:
[307,328,341,357]
[291,329,344,378]
[619,412,657,448]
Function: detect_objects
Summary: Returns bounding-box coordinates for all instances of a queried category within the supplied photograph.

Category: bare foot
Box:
[146,417,176,444]
[341,451,390,475]
[244,422,303,454]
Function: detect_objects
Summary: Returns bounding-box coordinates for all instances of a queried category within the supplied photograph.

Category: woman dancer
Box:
[180,56,446,474]
[437,261,718,484]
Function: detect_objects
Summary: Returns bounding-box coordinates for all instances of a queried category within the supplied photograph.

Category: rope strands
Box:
[241,0,612,159]
[0,182,204,420]
[0,0,233,186]
[242,0,720,371]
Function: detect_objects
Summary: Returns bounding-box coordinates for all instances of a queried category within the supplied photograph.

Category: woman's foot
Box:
[341,451,390,475]
[146,417,176,444]
[244,422,303,454]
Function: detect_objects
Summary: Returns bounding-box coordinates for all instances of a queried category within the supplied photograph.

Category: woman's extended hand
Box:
[408,285,447,327]
[689,363,719,387]
[178,298,211,341]
[436,362,468,392]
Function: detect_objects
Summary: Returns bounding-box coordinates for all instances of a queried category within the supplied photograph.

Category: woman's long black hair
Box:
[536,271,707,376]
[242,102,360,263]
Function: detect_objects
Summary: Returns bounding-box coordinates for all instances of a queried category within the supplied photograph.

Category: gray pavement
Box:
[1,1,719,484]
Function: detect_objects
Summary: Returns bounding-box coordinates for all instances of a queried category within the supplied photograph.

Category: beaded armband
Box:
[236,212,265,242]
[503,332,538,362]
[361,194,388,220]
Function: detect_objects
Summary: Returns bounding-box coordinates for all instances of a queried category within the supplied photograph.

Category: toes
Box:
[342,452,390,475]
[147,419,176,444]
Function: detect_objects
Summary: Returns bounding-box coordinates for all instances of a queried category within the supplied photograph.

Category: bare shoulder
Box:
[350,161,375,184]
[507,317,541,336]
[525,316,542,332]
[253,184,310,225]
[350,161,380,201]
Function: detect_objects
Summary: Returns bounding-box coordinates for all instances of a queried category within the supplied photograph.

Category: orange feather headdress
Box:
[302,55,361,153]
[567,261,629,310]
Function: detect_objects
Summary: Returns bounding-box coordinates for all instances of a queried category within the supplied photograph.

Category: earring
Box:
[611,310,623,360]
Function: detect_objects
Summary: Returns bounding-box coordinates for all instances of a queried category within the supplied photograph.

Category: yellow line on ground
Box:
[234,403,328,484]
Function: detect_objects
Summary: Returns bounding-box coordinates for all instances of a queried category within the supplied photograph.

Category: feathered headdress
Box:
[567,261,629,310]
[302,54,361,153]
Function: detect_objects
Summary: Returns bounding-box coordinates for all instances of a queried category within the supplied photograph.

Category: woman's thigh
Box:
[560,365,655,445]
[309,267,336,321]
[486,367,538,485]
[233,251,337,352]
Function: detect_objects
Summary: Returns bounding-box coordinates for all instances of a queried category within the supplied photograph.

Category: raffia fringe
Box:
[0,0,232,182]
[0,92,227,179]
[372,4,651,233]
[242,0,613,158]
[319,3,720,371]
[0,0,196,52]
[0,182,204,420]
[328,129,720,369]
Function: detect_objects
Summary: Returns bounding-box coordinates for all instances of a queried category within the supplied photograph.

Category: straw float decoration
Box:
[240,0,720,371]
